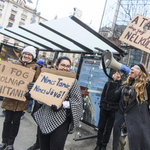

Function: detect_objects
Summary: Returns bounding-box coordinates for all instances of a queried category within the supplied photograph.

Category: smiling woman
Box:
[26,56,83,150]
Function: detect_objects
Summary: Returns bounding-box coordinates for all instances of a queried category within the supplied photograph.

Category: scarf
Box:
[123,78,135,109]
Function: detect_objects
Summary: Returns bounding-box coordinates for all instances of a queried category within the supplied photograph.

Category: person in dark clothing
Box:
[94,71,122,150]
[113,64,150,150]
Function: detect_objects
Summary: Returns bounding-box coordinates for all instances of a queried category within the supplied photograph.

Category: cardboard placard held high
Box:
[119,14,150,54]
[0,60,35,101]
[30,68,76,108]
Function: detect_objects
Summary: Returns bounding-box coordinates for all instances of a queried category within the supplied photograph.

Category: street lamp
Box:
[27,0,39,23]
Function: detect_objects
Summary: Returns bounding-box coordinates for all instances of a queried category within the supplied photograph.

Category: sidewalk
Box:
[0,100,113,150]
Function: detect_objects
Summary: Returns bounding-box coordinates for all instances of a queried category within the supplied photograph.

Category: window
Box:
[12,6,17,12]
[22,10,27,17]
[0,9,2,16]
[0,0,4,7]
[21,18,25,23]
[7,22,13,27]
[9,14,15,21]
[19,18,25,25]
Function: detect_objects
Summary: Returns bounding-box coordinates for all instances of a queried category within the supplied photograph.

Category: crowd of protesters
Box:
[0,46,150,150]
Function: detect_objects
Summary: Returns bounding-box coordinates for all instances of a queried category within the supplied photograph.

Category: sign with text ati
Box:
[119,14,150,54]
[30,68,76,108]
[0,61,35,101]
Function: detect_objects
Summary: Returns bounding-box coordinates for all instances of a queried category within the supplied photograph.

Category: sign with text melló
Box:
[30,68,76,108]
[0,60,35,101]
[119,14,150,54]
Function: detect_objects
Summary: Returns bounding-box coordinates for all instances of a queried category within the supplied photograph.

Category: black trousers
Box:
[97,107,116,147]
[38,118,70,150]
[2,110,22,145]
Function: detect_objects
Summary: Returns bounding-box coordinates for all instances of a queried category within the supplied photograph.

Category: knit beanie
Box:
[22,46,36,59]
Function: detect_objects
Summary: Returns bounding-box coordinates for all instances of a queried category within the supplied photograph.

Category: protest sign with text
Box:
[119,14,150,54]
[30,69,76,108]
[0,61,35,101]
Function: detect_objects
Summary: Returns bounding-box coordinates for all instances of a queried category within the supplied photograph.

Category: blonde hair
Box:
[123,64,149,103]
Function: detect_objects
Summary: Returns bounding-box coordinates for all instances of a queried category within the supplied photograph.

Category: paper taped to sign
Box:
[30,70,76,108]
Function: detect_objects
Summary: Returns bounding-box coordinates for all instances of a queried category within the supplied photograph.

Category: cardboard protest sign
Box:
[0,61,35,101]
[30,69,76,108]
[119,14,150,54]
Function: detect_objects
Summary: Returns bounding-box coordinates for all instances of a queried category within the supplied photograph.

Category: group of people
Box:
[94,64,150,150]
[0,46,83,150]
[0,45,150,150]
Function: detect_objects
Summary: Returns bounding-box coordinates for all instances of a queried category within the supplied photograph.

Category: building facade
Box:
[99,0,150,78]
[0,0,47,46]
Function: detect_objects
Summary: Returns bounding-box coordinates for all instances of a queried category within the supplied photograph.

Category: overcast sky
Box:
[27,0,106,32]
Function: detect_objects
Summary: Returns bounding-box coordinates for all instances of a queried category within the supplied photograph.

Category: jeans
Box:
[97,107,116,147]
[2,110,22,145]
[39,118,70,150]
[28,100,33,111]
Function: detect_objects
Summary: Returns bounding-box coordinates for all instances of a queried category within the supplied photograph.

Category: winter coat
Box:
[1,57,41,111]
[100,80,122,111]
[113,81,150,150]
[33,79,83,134]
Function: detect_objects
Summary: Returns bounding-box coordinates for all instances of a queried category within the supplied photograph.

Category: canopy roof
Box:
[0,15,124,55]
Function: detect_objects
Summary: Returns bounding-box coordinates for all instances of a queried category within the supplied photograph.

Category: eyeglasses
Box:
[132,66,140,70]
[23,52,32,57]
[60,63,70,69]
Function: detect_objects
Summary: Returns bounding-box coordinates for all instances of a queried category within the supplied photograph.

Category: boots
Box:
[4,145,14,150]
[0,143,7,150]
[94,145,101,150]
[101,146,106,150]
[27,143,40,150]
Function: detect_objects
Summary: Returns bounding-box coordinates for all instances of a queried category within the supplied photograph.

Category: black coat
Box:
[100,80,122,111]
[113,81,150,150]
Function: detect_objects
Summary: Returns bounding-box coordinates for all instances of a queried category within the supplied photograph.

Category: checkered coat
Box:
[33,79,83,134]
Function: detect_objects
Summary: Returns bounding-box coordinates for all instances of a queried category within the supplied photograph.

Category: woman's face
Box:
[23,52,33,62]
[129,65,141,78]
[57,59,70,72]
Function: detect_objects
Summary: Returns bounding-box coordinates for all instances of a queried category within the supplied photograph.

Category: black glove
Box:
[25,92,33,100]
[27,82,34,91]
[51,104,63,112]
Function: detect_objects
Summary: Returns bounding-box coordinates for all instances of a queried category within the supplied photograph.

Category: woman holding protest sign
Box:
[0,46,41,150]
[26,56,83,150]
[113,64,150,150]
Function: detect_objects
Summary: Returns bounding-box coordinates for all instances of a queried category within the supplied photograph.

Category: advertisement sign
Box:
[120,14,150,54]
[78,59,109,127]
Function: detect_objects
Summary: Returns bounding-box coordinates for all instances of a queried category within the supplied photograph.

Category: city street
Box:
[0,100,112,150]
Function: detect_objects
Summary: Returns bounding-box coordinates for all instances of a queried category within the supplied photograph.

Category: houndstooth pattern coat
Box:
[33,79,83,134]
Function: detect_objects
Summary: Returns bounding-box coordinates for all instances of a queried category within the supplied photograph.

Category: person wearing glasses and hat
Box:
[0,46,41,150]
[113,64,150,150]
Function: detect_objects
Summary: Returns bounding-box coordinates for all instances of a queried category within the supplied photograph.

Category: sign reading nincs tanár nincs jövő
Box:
[0,60,35,101]
[119,14,150,54]
[30,69,76,109]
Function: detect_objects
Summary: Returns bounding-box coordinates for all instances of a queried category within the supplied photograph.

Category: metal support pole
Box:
[31,0,39,24]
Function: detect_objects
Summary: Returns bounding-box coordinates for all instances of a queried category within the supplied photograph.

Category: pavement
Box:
[0,100,113,150]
